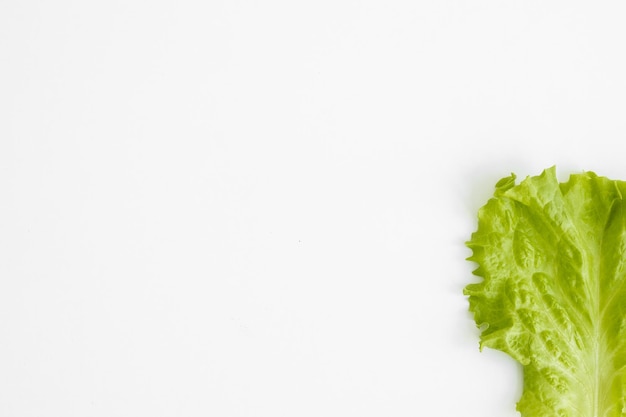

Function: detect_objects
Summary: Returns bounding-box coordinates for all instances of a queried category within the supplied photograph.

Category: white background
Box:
[2,1,626,416]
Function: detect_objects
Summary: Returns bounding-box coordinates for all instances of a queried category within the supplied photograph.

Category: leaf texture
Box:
[465,167,626,417]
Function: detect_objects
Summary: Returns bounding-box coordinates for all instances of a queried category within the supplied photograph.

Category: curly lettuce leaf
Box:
[465,167,626,417]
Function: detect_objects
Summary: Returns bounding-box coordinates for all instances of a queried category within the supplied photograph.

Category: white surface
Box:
[2,1,626,416]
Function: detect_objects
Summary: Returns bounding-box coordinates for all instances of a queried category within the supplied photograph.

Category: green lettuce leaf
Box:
[465,167,626,417]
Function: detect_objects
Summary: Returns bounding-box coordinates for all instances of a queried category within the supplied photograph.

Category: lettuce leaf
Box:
[465,167,626,417]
